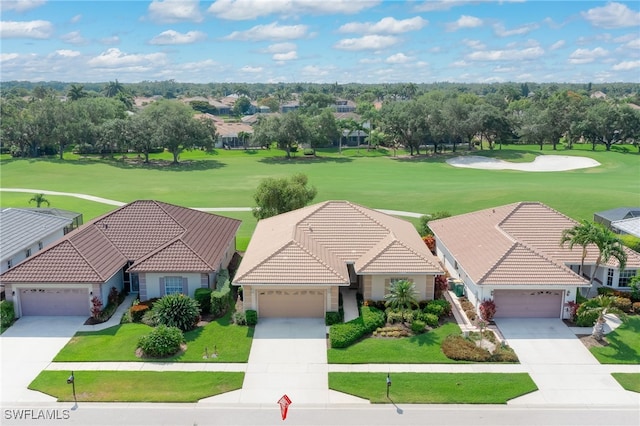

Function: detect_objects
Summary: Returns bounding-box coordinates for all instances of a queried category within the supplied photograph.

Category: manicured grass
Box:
[54,312,254,362]
[612,373,640,393]
[590,317,640,364]
[328,322,464,364]
[329,372,537,404]
[29,371,243,402]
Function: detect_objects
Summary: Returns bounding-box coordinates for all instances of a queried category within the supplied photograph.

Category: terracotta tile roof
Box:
[234,200,442,286]
[430,202,640,287]
[1,201,240,284]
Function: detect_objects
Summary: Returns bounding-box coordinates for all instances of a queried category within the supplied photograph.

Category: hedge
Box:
[245,310,257,326]
[329,306,384,348]
[211,269,231,317]
[1,301,15,329]
[194,288,213,315]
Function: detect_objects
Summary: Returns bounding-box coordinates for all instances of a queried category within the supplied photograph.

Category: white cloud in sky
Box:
[208,0,379,20]
[0,20,53,38]
[581,2,640,29]
[149,30,206,45]
[70,15,82,24]
[463,39,486,50]
[568,47,609,64]
[611,60,640,71]
[466,46,545,61]
[264,42,296,53]
[338,16,428,34]
[493,66,517,73]
[225,22,308,41]
[0,0,46,13]
[241,65,263,73]
[61,31,87,45]
[51,49,81,58]
[334,35,400,51]
[87,48,167,68]
[148,0,203,23]
[101,36,120,45]
[1,53,21,61]
[273,51,298,61]
[446,15,483,32]
[493,22,539,37]
[624,39,640,49]
[549,40,565,51]
[385,53,411,64]
[359,58,382,64]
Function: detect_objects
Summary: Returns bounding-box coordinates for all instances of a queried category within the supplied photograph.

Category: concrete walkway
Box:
[340,287,359,322]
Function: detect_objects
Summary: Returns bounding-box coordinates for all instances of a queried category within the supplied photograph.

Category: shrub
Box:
[303,148,314,156]
[194,288,213,315]
[90,296,103,320]
[325,311,342,326]
[424,303,444,317]
[411,319,426,334]
[362,306,385,332]
[612,296,632,313]
[211,270,231,317]
[441,335,490,362]
[1,301,15,328]
[152,294,200,332]
[460,299,474,312]
[426,299,451,317]
[490,345,519,362]
[575,299,599,326]
[232,311,247,325]
[364,300,386,311]
[330,320,366,348]
[129,304,149,323]
[137,325,184,358]
[108,287,119,305]
[479,299,497,321]
[245,310,258,326]
[464,309,477,322]
[422,313,439,327]
[386,310,404,324]
[632,302,640,313]
[141,310,159,327]
[565,300,579,321]
[597,287,614,296]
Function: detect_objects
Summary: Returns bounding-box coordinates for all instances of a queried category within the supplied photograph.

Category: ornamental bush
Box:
[479,299,497,321]
[329,306,385,348]
[0,301,15,328]
[441,335,491,362]
[612,296,632,313]
[138,325,184,358]
[575,298,599,326]
[129,304,149,323]
[425,299,451,318]
[325,311,342,326]
[245,310,258,326]
[422,313,439,327]
[411,319,426,334]
[211,270,231,317]
[151,294,200,332]
[362,306,385,332]
[194,288,213,315]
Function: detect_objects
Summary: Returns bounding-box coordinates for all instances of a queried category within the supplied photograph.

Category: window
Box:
[164,276,184,295]
[7,259,12,269]
[25,248,31,258]
[606,269,614,286]
[38,241,43,250]
[619,270,636,287]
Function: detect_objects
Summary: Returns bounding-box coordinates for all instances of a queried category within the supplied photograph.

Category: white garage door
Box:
[493,290,563,318]
[258,289,325,318]
[20,288,89,316]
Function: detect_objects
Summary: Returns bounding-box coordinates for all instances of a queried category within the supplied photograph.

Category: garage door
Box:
[258,289,325,318]
[20,288,89,316]
[493,290,563,318]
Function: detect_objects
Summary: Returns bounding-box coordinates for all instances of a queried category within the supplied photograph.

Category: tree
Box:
[232,96,252,116]
[384,280,419,324]
[237,131,251,149]
[579,295,627,341]
[103,80,125,98]
[560,220,597,278]
[67,84,87,101]
[252,173,317,220]
[29,193,50,207]
[419,211,451,236]
[307,109,339,155]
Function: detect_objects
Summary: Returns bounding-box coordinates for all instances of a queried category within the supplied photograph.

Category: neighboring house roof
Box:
[0,201,241,283]
[0,208,72,258]
[214,121,254,138]
[234,200,442,286]
[22,207,82,224]
[430,202,640,287]
[594,207,640,223]
[612,217,640,238]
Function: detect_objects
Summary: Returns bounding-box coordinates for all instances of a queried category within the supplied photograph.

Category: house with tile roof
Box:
[0,201,240,318]
[430,202,640,319]
[233,200,443,318]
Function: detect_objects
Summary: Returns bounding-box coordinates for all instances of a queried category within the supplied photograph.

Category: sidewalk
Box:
[78,293,137,332]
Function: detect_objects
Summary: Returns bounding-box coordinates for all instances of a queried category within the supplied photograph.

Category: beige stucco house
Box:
[233,200,443,318]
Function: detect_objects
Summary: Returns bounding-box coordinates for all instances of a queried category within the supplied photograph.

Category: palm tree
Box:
[560,220,598,278]
[67,84,87,101]
[384,280,419,324]
[579,295,627,341]
[29,193,50,207]
[237,131,251,150]
[103,79,125,98]
[589,225,627,287]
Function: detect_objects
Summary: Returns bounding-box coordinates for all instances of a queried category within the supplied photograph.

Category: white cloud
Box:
[446,15,483,32]
[70,15,82,24]
[612,60,640,71]
[51,49,81,58]
[415,0,524,12]
[625,39,640,49]
[1,53,20,61]
[87,48,167,68]
[451,60,469,67]
[581,2,640,29]
[301,65,331,77]
[241,65,263,73]
[334,35,400,51]
[0,0,46,13]
[61,31,87,45]
[493,66,516,73]
[568,47,608,64]
[385,53,411,64]
[264,42,296,53]
[225,22,307,41]
[0,20,53,38]
[208,0,379,20]
[549,40,565,51]
[338,16,427,34]
[358,58,381,64]
[493,22,539,37]
[273,51,297,61]
[463,39,486,50]
[467,46,545,61]
[148,0,203,23]
[101,36,120,45]
[149,30,206,45]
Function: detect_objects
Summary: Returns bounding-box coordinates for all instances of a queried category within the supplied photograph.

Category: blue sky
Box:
[1,0,639,83]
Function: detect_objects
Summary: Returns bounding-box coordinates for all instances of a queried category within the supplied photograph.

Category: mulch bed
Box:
[578,334,609,349]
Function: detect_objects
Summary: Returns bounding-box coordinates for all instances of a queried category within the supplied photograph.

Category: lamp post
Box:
[386,373,391,398]
[67,371,76,404]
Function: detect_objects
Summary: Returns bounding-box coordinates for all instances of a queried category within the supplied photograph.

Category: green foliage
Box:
[424,299,451,318]
[411,319,426,334]
[386,310,404,324]
[575,298,600,326]
[630,275,640,300]
[442,334,518,362]
[619,234,640,253]
[329,306,384,348]
[151,294,200,332]
[137,325,184,358]
[211,270,231,318]
[418,211,451,236]
[245,310,257,326]
[1,301,15,329]
[613,296,632,313]
[194,288,213,315]
[325,311,342,326]
[129,304,149,323]
[422,313,439,327]
[384,280,419,322]
[252,173,317,219]
[362,306,385,332]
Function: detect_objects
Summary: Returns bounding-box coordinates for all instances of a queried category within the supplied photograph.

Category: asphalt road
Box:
[2,403,639,426]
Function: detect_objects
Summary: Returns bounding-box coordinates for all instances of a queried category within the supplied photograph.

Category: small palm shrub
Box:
[411,319,426,334]
[575,298,599,326]
[152,294,200,331]
[138,325,184,358]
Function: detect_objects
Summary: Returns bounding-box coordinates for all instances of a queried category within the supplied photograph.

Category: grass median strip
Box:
[329,372,537,404]
[612,373,640,393]
[29,371,244,403]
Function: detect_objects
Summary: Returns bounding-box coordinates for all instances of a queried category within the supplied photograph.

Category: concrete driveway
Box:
[496,318,640,406]
[0,316,85,403]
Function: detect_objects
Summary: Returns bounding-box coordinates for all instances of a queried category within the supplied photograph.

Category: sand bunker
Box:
[446,155,601,172]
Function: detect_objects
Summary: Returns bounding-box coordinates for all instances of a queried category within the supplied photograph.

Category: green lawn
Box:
[328,322,464,364]
[329,372,537,404]
[54,313,254,362]
[29,371,243,402]
[612,373,640,393]
[590,317,640,364]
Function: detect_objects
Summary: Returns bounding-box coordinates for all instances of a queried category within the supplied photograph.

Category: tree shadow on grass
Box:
[259,155,353,164]
[407,330,441,346]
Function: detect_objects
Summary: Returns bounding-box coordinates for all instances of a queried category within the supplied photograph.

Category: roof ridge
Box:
[63,239,106,281]
[130,237,213,271]
[292,240,348,281]
[477,241,518,284]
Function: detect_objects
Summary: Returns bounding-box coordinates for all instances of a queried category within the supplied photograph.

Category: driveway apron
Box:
[496,318,640,406]
[0,316,85,403]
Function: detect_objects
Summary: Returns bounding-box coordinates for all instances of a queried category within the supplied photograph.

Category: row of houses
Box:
[1,201,638,320]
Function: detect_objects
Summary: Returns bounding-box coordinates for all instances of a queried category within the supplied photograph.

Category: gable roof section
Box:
[234,200,442,286]
[1,201,241,284]
[430,202,640,287]
[1,208,72,257]
[612,217,640,238]
[594,207,640,223]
